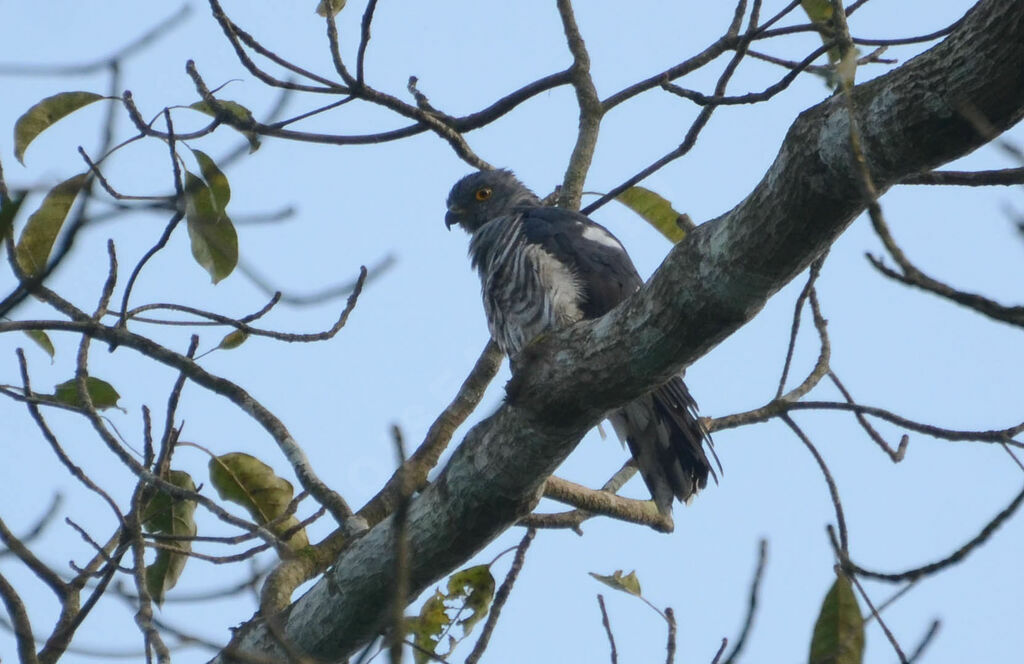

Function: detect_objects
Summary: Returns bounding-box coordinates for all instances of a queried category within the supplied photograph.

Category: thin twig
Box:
[357,341,503,527]
[356,0,379,86]
[0,571,39,664]
[782,415,848,551]
[907,620,941,663]
[829,371,908,462]
[464,528,536,664]
[16,349,125,520]
[847,572,908,663]
[236,254,393,307]
[128,492,171,663]
[838,481,1024,582]
[0,5,191,76]
[710,638,729,664]
[900,166,1024,186]
[595,595,618,664]
[0,514,67,598]
[721,540,768,664]
[0,493,63,553]
[664,607,677,664]
[775,257,826,399]
[117,109,186,331]
[712,398,1024,446]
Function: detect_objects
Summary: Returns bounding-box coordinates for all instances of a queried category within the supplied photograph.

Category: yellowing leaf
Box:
[315,0,347,17]
[23,330,55,360]
[405,565,496,664]
[208,453,308,551]
[407,590,449,664]
[446,565,495,638]
[15,174,88,276]
[141,470,198,606]
[590,569,643,597]
[52,376,120,410]
[218,329,249,350]
[615,186,693,244]
[809,573,865,664]
[184,171,238,284]
[188,100,261,153]
[14,92,105,164]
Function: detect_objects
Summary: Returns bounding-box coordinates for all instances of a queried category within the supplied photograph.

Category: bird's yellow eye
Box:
[475,187,493,201]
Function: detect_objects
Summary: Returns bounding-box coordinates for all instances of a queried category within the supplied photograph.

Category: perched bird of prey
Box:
[445,169,717,513]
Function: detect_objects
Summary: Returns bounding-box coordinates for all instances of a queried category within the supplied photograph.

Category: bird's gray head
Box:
[445,169,541,233]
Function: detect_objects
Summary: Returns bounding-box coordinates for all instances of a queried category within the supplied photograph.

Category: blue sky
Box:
[2,2,1023,663]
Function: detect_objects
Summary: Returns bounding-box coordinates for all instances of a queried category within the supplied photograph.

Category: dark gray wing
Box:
[518,206,642,319]
[519,205,718,511]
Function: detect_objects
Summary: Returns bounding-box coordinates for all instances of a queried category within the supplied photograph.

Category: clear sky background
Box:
[2,2,1023,663]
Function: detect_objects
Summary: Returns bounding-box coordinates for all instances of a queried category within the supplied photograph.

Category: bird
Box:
[444,169,717,513]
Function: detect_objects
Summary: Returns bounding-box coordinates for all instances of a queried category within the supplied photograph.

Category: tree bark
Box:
[214,1,1024,660]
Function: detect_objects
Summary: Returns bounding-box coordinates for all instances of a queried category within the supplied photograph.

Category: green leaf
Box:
[446,565,495,638]
[184,170,238,284]
[315,0,347,17]
[809,573,865,664]
[407,590,449,664]
[208,452,309,551]
[23,330,55,359]
[614,186,693,243]
[191,149,231,211]
[404,565,496,663]
[590,569,643,597]
[15,174,88,276]
[14,92,105,164]
[141,470,197,606]
[218,329,249,351]
[188,100,261,153]
[52,376,120,410]
[0,191,27,250]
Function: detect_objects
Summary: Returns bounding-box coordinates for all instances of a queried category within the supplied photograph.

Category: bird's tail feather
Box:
[609,376,716,514]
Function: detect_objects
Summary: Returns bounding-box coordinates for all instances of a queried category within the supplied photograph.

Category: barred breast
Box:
[469,214,583,357]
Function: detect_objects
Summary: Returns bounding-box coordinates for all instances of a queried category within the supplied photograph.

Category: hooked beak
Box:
[444,209,460,230]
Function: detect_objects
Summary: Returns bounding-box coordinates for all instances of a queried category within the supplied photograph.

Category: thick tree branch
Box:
[214,2,1024,660]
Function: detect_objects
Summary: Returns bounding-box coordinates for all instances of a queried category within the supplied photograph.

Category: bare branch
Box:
[0,514,67,599]
[664,607,677,664]
[538,476,674,532]
[0,5,190,76]
[595,595,618,664]
[900,166,1024,186]
[127,493,171,664]
[556,0,604,210]
[357,341,503,528]
[721,540,768,664]
[0,571,39,664]
[838,480,1024,583]
[907,620,941,663]
[0,494,63,553]
[464,530,535,664]
[847,572,908,663]
[828,371,908,462]
[783,415,848,551]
